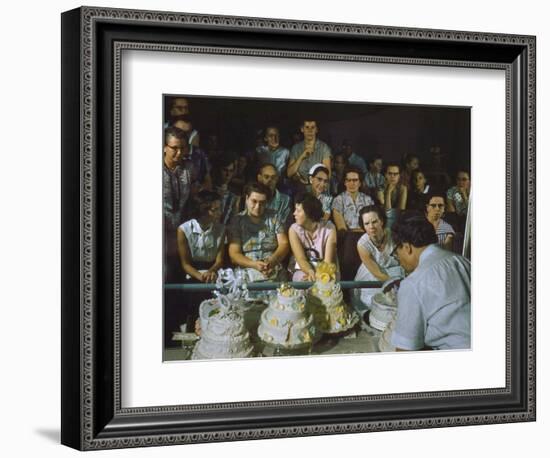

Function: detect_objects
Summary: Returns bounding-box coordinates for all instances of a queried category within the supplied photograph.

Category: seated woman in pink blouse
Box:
[288,193,338,281]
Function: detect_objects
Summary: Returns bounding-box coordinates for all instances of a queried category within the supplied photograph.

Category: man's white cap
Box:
[309,163,326,176]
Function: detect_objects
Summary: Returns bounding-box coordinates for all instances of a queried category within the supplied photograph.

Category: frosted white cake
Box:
[307,262,359,334]
[192,268,254,360]
[192,299,254,359]
[378,312,397,352]
[370,278,401,332]
[258,284,318,349]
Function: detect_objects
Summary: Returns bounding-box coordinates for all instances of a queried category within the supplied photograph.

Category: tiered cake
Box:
[307,262,359,334]
[258,284,318,349]
[370,278,401,332]
[378,312,397,352]
[192,269,255,360]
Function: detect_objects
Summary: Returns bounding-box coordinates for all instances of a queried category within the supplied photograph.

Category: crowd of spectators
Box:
[163,97,471,344]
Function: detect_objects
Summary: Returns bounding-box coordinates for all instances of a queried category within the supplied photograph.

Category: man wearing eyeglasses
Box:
[228,182,289,282]
[163,127,192,234]
[171,115,212,193]
[390,212,471,351]
[163,127,192,284]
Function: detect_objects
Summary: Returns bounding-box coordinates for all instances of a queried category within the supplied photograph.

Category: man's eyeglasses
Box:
[390,243,402,259]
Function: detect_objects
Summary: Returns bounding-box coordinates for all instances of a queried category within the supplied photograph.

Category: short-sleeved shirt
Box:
[228,209,284,261]
[290,139,332,182]
[256,145,290,177]
[266,189,291,227]
[391,244,471,350]
[446,186,469,216]
[290,220,335,261]
[163,163,191,231]
[435,219,455,247]
[356,229,400,274]
[289,220,336,280]
[179,219,225,263]
[331,192,375,230]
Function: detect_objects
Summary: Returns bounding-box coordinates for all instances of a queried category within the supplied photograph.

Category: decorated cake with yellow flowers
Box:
[257,284,319,349]
[307,262,360,334]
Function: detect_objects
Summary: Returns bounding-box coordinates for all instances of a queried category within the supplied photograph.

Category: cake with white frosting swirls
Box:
[192,269,255,360]
[307,262,359,334]
[258,284,319,349]
[370,277,401,333]
[378,311,397,352]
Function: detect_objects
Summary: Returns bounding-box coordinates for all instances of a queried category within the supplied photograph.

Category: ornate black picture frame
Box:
[61,6,536,450]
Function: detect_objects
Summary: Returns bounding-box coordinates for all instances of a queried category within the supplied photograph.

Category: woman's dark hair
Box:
[424,190,447,208]
[358,205,387,229]
[343,165,364,183]
[192,190,221,219]
[411,169,428,191]
[310,165,329,178]
[384,163,401,174]
[403,153,419,168]
[295,193,324,222]
[391,211,437,248]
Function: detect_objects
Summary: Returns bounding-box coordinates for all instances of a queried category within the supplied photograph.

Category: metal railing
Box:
[164,280,384,291]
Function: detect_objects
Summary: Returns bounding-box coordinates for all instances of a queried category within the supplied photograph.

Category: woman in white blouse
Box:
[177,190,226,282]
[352,205,404,317]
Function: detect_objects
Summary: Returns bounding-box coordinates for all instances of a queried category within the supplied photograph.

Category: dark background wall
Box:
[165,94,470,174]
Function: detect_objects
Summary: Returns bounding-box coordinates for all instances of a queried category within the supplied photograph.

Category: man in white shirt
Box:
[390,212,471,350]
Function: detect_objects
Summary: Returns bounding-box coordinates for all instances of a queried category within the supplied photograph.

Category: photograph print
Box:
[162,94,472,361]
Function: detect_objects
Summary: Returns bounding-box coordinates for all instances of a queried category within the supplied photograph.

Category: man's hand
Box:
[302,140,315,158]
[254,260,269,273]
